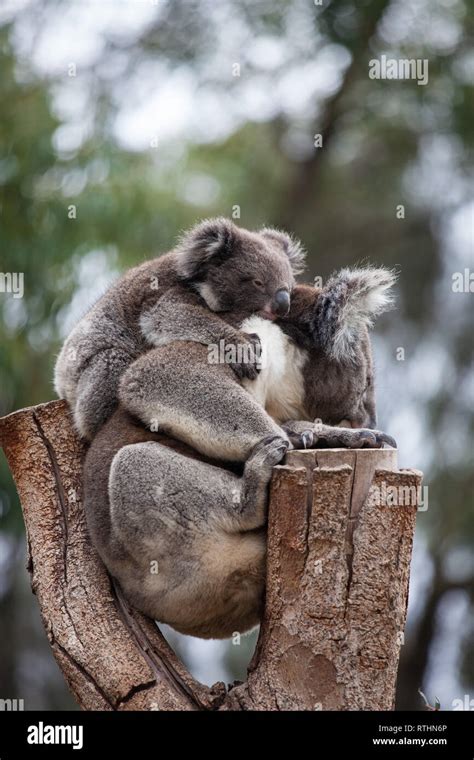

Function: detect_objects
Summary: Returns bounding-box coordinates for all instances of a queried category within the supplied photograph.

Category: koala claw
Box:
[248,435,289,470]
[373,430,397,448]
[349,430,379,448]
[280,423,314,450]
[351,429,397,449]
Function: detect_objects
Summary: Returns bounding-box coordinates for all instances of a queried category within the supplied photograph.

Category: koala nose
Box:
[272,288,290,317]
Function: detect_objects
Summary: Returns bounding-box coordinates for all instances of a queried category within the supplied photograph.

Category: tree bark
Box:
[0,400,421,710]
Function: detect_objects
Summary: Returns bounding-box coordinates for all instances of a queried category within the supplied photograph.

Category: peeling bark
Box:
[0,401,421,711]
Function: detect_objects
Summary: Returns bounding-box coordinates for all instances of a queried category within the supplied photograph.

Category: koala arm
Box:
[140,286,261,380]
[281,420,397,449]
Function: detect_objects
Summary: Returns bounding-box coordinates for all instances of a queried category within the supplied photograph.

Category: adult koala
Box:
[84,269,396,639]
[54,218,304,440]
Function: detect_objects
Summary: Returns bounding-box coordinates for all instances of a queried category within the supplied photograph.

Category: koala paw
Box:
[282,421,397,450]
[280,422,314,450]
[230,333,262,382]
[325,428,397,449]
[248,435,289,471]
[364,429,397,449]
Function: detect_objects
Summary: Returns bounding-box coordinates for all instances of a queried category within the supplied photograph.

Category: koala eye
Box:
[253,279,265,290]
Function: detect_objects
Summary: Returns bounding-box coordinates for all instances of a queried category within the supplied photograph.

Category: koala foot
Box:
[247,434,290,471]
[365,429,397,448]
[280,423,314,450]
[316,427,397,449]
[238,435,290,529]
[281,420,396,450]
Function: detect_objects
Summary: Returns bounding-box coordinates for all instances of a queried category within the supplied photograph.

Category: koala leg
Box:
[236,435,290,530]
[118,343,289,462]
[106,440,267,638]
[73,348,135,439]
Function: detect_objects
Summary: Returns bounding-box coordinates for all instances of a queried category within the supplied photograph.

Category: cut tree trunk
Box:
[0,400,421,711]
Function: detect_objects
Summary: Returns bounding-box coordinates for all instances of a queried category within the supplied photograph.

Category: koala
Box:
[118,268,397,461]
[54,217,304,440]
[83,268,396,639]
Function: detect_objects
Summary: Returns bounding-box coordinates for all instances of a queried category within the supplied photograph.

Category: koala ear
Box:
[312,267,397,362]
[175,217,238,281]
[260,227,306,276]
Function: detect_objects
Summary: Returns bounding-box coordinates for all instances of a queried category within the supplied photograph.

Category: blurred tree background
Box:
[0,0,472,710]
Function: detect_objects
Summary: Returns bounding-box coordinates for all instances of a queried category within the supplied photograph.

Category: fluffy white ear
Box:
[313,267,397,361]
[260,227,306,276]
[175,217,238,281]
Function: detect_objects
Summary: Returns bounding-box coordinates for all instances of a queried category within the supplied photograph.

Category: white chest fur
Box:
[240,316,308,424]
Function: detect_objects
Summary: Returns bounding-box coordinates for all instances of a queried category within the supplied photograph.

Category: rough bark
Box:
[0,400,421,711]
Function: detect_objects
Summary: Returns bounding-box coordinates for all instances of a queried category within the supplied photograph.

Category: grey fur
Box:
[54,218,304,440]
[85,424,286,638]
[83,271,396,639]
[312,267,396,362]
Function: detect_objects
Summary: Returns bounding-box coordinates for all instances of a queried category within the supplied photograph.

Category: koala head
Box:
[281,267,396,430]
[175,217,306,318]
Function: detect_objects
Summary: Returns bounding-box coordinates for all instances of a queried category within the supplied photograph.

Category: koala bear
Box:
[83,268,396,639]
[54,218,304,440]
[118,268,396,462]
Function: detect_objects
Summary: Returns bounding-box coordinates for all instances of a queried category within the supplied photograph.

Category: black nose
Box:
[272,289,290,317]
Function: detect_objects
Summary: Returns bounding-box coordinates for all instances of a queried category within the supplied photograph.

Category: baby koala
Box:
[54,218,305,440]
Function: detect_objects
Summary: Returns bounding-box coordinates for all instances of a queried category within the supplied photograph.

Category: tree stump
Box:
[0,400,422,710]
